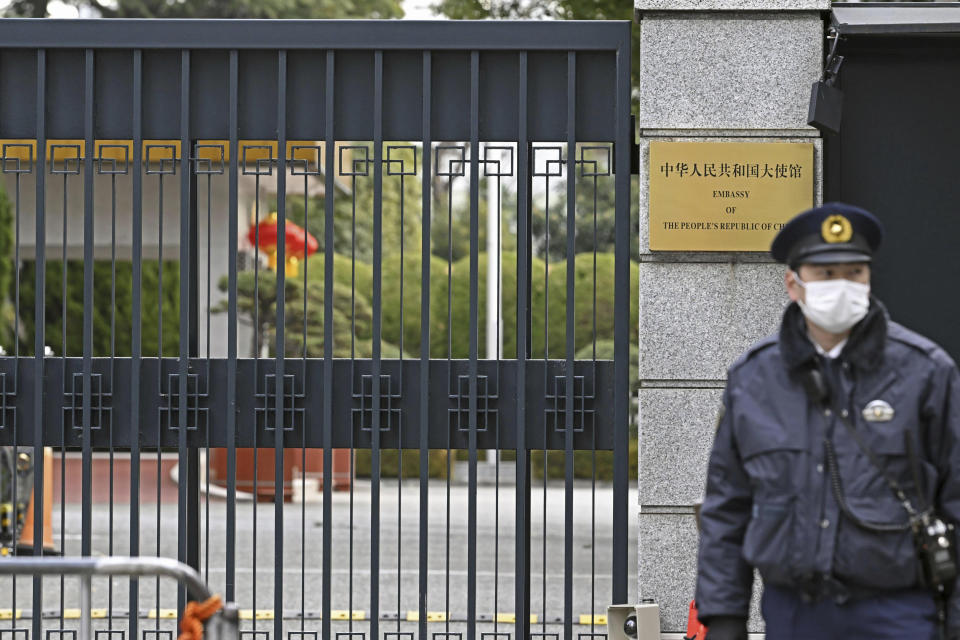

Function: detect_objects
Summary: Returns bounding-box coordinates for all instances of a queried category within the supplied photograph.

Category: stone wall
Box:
[633,1,828,633]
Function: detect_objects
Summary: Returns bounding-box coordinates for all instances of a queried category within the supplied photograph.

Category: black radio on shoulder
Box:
[915,512,958,592]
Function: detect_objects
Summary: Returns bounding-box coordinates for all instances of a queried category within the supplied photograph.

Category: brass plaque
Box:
[648,141,815,252]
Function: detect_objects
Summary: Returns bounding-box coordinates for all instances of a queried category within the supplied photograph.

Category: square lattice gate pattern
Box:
[0,19,633,640]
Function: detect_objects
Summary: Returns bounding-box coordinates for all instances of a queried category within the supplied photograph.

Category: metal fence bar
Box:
[321,47,335,640]
[296,92,309,640]
[178,47,192,619]
[227,46,240,607]
[107,59,118,638]
[32,46,48,640]
[59,128,70,634]
[371,47,384,640]
[202,139,212,592]
[155,133,169,640]
[418,49,431,640]
[81,46,94,561]
[252,140,261,640]
[9,65,21,630]
[540,139,550,640]
[564,51,576,640]
[348,111,357,640]
[612,26,631,605]
[130,46,144,640]
[588,117,601,640]
[514,49,531,640]
[467,49,480,640]
[187,107,202,596]
[274,48,287,640]
[188,113,202,594]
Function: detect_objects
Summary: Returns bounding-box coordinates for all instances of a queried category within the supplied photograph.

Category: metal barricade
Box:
[0,557,239,640]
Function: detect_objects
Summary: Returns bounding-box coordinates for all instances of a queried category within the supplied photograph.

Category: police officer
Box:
[695,203,960,640]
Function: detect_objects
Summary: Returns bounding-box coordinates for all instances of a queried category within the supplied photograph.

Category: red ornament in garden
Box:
[247,212,319,277]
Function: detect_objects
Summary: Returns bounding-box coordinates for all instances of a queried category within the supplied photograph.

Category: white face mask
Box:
[792,272,870,334]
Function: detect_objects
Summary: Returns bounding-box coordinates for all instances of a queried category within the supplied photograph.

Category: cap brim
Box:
[796,249,872,265]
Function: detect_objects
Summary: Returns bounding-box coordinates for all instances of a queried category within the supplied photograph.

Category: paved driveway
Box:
[1,480,638,640]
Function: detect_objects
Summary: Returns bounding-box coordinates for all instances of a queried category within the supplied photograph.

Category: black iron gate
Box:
[0,18,633,640]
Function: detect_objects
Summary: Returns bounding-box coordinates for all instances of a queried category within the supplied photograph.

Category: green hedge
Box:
[354,440,639,482]
[236,249,639,363]
[0,188,13,349]
[17,259,181,357]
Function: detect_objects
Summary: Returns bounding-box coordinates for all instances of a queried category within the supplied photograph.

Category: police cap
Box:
[770,202,883,268]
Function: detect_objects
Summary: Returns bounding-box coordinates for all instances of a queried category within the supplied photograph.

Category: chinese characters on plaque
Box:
[648,141,815,251]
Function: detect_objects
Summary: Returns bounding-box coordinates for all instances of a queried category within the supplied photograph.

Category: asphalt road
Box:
[0,480,638,640]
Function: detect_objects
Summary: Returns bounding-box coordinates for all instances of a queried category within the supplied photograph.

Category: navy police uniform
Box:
[695,203,960,640]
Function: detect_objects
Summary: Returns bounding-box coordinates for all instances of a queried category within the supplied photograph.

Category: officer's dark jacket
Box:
[695,299,960,632]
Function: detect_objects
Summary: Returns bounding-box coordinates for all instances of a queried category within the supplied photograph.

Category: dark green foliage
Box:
[0,188,14,350]
[431,175,519,263]
[230,249,637,363]
[215,253,373,358]
[16,260,181,357]
[378,250,451,358]
[533,171,642,263]
[576,338,639,391]
[358,441,639,481]
[431,173,636,265]
[447,251,639,360]
[529,438,639,484]
[354,449,451,480]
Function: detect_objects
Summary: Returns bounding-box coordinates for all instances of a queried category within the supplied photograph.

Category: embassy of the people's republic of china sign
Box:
[648,141,815,251]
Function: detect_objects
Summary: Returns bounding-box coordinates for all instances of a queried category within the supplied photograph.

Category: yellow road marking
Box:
[10,608,597,625]
[238,610,275,620]
[330,610,366,621]
[404,611,448,623]
[147,609,178,619]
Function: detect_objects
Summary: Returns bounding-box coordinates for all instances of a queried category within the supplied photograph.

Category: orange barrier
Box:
[177,595,223,640]
[17,448,55,553]
[684,600,707,640]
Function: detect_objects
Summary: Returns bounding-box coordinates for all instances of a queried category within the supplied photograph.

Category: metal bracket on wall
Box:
[808,28,846,135]
[824,27,846,85]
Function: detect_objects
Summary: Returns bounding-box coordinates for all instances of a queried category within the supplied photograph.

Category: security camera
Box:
[607,602,659,640]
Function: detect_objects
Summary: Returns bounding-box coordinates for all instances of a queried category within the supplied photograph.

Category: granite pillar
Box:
[633,1,829,633]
